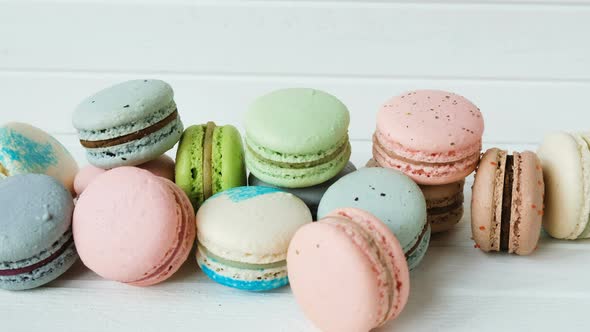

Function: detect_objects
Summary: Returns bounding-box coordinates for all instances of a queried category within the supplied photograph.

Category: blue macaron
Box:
[0,174,78,290]
[72,79,183,169]
[248,162,357,219]
[317,167,430,270]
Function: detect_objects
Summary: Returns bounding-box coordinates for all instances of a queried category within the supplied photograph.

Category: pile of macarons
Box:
[0,78,585,331]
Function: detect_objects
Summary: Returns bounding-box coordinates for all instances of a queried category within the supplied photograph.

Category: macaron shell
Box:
[130,178,195,286]
[138,154,175,182]
[287,222,385,332]
[212,125,246,194]
[197,187,312,264]
[317,168,428,257]
[328,208,410,322]
[72,79,174,130]
[376,90,484,157]
[0,174,74,262]
[471,148,506,252]
[0,122,78,193]
[175,125,205,207]
[74,155,176,196]
[245,88,350,155]
[510,151,544,255]
[537,132,590,239]
[74,167,192,284]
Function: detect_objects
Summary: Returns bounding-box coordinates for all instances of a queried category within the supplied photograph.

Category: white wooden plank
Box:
[1,74,589,143]
[1,3,589,80]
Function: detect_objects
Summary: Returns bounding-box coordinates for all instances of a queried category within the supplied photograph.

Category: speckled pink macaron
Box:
[373,90,484,185]
[73,155,175,196]
[73,167,195,286]
[287,207,410,332]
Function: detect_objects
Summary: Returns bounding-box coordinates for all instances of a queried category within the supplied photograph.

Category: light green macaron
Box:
[175,122,246,209]
[245,88,351,188]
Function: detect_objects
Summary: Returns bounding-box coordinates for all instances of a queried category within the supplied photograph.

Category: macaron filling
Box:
[500,155,514,251]
[202,122,215,200]
[404,222,430,259]
[0,231,74,277]
[198,245,286,270]
[80,109,178,148]
[427,198,464,215]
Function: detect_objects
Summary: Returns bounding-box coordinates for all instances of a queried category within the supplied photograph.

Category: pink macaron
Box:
[287,207,410,332]
[73,167,195,286]
[73,155,175,196]
[373,90,484,185]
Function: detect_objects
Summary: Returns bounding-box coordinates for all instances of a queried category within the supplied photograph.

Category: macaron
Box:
[196,186,312,291]
[0,174,78,291]
[73,155,175,196]
[288,207,410,332]
[372,90,484,185]
[73,167,195,286]
[317,167,429,270]
[471,148,544,255]
[248,161,357,219]
[245,88,351,188]
[175,122,246,209]
[0,122,78,193]
[537,132,589,240]
[72,79,183,168]
[367,159,464,233]
[420,180,465,233]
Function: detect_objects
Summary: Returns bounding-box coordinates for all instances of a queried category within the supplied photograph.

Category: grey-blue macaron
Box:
[0,174,78,290]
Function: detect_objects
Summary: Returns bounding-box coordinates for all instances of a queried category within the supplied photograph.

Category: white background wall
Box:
[1,1,590,332]
[1,0,590,143]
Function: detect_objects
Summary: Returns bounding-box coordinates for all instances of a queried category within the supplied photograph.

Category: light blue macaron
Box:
[0,174,78,290]
[317,167,429,270]
[248,162,357,219]
[196,186,312,291]
[72,79,183,169]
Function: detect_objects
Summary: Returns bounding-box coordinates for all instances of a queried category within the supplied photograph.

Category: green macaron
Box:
[245,88,352,188]
[175,122,246,208]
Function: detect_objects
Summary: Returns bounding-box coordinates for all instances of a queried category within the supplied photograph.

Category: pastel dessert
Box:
[175,122,246,209]
[317,167,429,270]
[537,132,590,240]
[471,148,544,255]
[288,208,410,332]
[196,186,312,291]
[0,122,78,193]
[0,174,78,290]
[367,159,464,233]
[373,90,484,185]
[248,161,357,219]
[74,167,195,286]
[72,79,183,168]
[245,88,351,188]
[420,180,465,233]
[73,155,175,196]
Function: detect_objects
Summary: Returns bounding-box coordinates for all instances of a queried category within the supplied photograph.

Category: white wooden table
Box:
[2,139,589,332]
[2,0,590,330]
